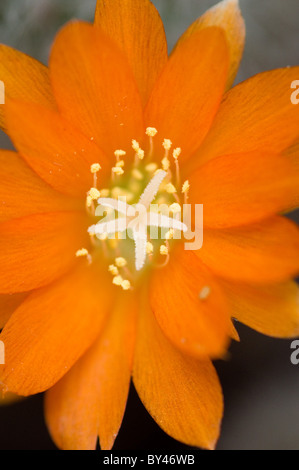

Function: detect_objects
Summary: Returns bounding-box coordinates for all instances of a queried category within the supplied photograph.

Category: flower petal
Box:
[94,0,168,106]
[0,264,112,395]
[45,293,137,450]
[0,293,28,329]
[133,303,223,450]
[0,150,80,223]
[189,152,299,228]
[145,27,229,161]
[196,217,299,284]
[220,279,299,338]
[5,100,109,197]
[150,248,231,359]
[176,0,245,90]
[193,67,299,167]
[0,45,55,130]
[0,212,89,294]
[50,21,144,157]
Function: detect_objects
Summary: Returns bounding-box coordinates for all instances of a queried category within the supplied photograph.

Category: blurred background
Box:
[0,0,299,450]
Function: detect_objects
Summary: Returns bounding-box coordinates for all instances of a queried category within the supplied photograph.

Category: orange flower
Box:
[0,0,299,450]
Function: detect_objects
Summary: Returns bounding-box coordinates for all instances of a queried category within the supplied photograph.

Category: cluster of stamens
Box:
[75,127,191,290]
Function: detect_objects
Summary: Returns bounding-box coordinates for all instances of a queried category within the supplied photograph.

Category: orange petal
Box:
[133,303,223,450]
[50,21,144,157]
[0,212,89,294]
[145,27,229,161]
[45,293,137,450]
[284,138,299,208]
[0,150,81,223]
[150,248,231,359]
[0,292,28,329]
[189,151,299,228]
[0,45,55,131]
[176,0,245,90]
[196,217,299,284]
[0,264,112,395]
[220,279,299,338]
[193,67,299,167]
[94,0,168,106]
[5,100,109,197]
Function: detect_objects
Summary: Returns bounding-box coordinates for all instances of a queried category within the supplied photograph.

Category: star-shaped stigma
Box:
[88,170,187,271]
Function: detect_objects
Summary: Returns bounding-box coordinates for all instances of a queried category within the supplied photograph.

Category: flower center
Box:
[76,128,191,291]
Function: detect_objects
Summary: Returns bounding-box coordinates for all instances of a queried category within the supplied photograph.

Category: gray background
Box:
[0,0,298,450]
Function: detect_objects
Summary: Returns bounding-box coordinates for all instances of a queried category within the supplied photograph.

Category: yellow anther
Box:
[115,257,127,268]
[88,187,101,200]
[169,203,182,214]
[182,180,190,194]
[112,166,124,176]
[137,148,145,160]
[163,139,172,151]
[165,183,177,194]
[121,280,131,291]
[146,242,154,255]
[146,127,158,137]
[109,264,119,276]
[132,140,140,152]
[162,156,170,171]
[165,229,174,240]
[160,244,169,256]
[114,149,126,160]
[90,163,101,173]
[111,187,134,202]
[112,275,123,286]
[145,163,158,173]
[131,168,144,181]
[173,148,182,160]
[116,160,125,168]
[86,195,93,208]
[76,248,89,258]
[100,188,110,198]
[199,286,211,301]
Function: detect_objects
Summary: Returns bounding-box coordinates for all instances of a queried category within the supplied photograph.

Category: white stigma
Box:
[88,171,187,271]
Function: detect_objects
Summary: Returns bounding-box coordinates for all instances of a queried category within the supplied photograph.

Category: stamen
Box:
[114,149,126,162]
[146,241,154,255]
[75,248,92,265]
[146,127,158,159]
[109,264,119,276]
[173,148,181,186]
[199,286,211,301]
[160,244,169,256]
[112,166,124,176]
[162,156,170,172]
[88,187,101,200]
[165,229,174,240]
[116,160,125,168]
[163,139,172,152]
[90,163,101,187]
[182,180,190,203]
[121,279,131,291]
[146,127,158,138]
[165,183,177,194]
[115,257,127,268]
[100,188,110,198]
[132,140,140,152]
[112,275,123,286]
[136,148,145,160]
